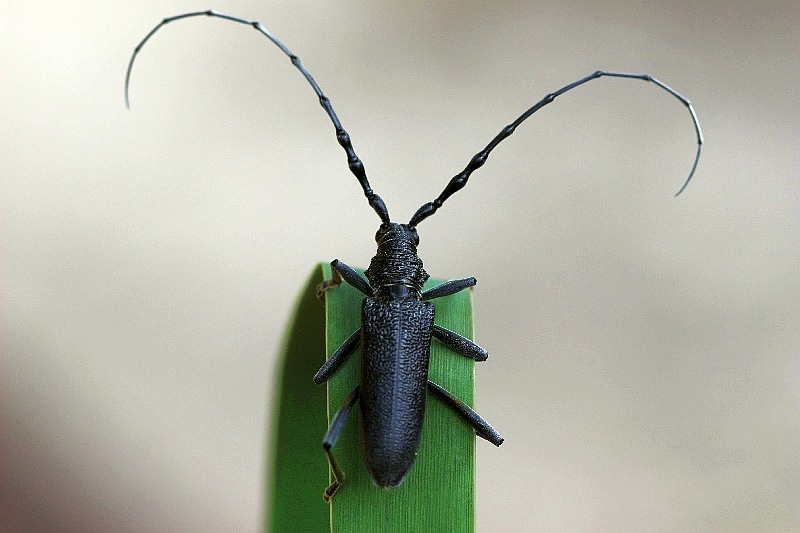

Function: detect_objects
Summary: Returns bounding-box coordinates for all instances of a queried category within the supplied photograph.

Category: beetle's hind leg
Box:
[317,259,373,299]
[427,380,503,446]
[322,386,359,502]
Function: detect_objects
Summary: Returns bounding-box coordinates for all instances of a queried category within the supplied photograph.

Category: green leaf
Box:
[265,266,330,531]
[266,264,478,532]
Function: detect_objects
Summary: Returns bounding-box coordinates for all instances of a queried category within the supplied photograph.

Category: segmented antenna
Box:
[409,71,703,227]
[125,10,391,224]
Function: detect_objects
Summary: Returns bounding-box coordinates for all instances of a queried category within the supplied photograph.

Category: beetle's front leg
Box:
[421,276,477,301]
[316,259,373,299]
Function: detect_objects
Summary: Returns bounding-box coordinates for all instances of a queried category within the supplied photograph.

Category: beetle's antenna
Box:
[125,10,391,224]
[408,71,703,227]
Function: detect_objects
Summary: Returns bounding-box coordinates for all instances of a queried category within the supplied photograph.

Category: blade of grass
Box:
[267,263,478,532]
[322,263,477,532]
[265,266,330,531]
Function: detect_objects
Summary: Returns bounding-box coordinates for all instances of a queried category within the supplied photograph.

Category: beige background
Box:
[3,1,798,531]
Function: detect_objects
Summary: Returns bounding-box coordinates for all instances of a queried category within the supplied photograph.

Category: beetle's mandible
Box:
[126,10,703,502]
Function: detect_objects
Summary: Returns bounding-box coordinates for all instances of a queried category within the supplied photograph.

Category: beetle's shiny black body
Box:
[360,224,434,487]
[126,9,702,503]
[360,293,433,487]
[312,224,500,498]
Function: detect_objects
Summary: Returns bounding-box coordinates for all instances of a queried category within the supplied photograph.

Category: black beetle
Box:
[126,10,703,502]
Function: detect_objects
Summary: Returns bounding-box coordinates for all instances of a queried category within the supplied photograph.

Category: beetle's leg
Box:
[432,325,488,361]
[421,277,477,301]
[314,328,360,384]
[316,261,343,297]
[322,386,359,502]
[424,279,489,361]
[317,259,373,299]
[427,380,503,446]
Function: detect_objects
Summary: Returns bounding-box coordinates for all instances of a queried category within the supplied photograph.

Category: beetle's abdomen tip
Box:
[371,475,407,490]
[368,466,413,490]
[373,476,392,488]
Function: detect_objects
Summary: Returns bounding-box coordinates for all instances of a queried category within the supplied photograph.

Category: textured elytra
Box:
[359,298,434,487]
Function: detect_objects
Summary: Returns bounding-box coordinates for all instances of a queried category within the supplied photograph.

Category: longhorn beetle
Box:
[126,10,703,502]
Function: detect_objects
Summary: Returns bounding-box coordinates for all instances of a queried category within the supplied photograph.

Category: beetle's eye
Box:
[406,226,419,245]
[375,223,391,242]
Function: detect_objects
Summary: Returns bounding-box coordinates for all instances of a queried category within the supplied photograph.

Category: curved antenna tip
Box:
[124,57,134,109]
[123,10,390,222]
[674,142,702,197]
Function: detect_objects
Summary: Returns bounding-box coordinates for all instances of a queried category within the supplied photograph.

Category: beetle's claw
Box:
[323,480,342,503]
[316,279,340,300]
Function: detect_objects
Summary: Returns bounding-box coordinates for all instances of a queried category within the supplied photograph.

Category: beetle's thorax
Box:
[364,223,429,300]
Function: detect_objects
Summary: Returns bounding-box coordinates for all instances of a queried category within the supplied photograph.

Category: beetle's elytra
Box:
[126,10,703,502]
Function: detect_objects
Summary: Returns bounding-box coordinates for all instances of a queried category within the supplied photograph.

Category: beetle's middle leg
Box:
[322,386,359,502]
[317,259,373,298]
[432,325,489,361]
[427,380,504,446]
[314,328,360,384]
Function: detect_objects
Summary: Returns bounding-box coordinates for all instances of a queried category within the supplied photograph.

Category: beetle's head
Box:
[374,222,419,247]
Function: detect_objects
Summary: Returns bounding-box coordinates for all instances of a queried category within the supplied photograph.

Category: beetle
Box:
[125,10,703,502]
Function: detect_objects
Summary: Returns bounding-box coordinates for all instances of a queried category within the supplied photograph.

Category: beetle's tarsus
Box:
[316,261,347,299]
[323,480,342,503]
[316,278,340,299]
[322,447,346,502]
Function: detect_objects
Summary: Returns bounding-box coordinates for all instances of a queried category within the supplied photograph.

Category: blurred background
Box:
[3,1,798,530]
